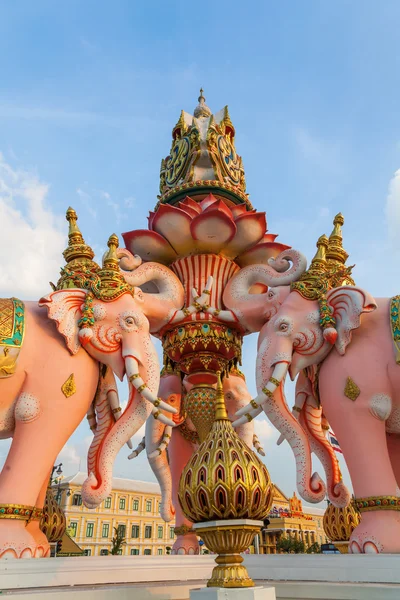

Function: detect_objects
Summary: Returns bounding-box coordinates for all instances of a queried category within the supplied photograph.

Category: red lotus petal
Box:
[222,212,267,259]
[122,229,178,265]
[202,199,233,220]
[236,241,291,267]
[262,233,278,243]
[199,193,219,211]
[230,203,248,219]
[151,204,193,255]
[190,209,237,253]
[148,211,156,230]
[180,196,201,214]
[178,201,199,218]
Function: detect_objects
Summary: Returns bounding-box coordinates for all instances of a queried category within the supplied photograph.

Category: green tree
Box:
[276,536,306,554]
[306,542,321,554]
[110,526,126,555]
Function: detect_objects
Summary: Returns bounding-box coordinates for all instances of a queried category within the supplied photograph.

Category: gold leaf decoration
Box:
[344,377,360,401]
[61,373,77,398]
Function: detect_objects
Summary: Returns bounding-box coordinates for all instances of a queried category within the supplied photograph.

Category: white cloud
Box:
[254,418,274,441]
[385,168,400,243]
[0,153,65,298]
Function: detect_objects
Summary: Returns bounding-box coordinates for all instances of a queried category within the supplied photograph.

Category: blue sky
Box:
[1,1,400,505]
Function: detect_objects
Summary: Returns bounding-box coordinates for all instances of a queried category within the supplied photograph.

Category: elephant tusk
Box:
[128,436,146,459]
[151,408,175,427]
[277,433,285,445]
[125,357,178,415]
[148,426,172,460]
[253,434,265,456]
[233,405,263,427]
[235,362,289,417]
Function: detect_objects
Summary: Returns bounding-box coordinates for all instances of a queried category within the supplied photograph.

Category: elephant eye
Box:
[268,291,274,298]
[125,316,136,326]
[279,322,289,332]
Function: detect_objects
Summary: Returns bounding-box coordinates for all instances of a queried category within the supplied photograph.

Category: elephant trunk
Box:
[223,249,307,332]
[300,398,350,507]
[145,418,174,522]
[82,357,158,508]
[259,365,326,504]
[117,249,185,333]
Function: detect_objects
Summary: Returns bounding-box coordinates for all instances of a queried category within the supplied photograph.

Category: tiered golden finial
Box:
[326,213,349,265]
[323,500,360,554]
[96,234,134,302]
[194,88,212,118]
[172,110,188,140]
[179,373,272,588]
[55,207,99,290]
[220,105,235,142]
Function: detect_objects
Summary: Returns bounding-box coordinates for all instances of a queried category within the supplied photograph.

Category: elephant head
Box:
[39,235,185,508]
[235,284,376,505]
[223,249,307,333]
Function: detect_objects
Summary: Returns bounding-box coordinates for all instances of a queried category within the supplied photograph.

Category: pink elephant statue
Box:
[0,212,184,558]
[235,221,400,554]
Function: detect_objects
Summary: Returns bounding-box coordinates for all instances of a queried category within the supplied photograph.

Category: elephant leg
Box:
[25,472,51,558]
[168,427,199,555]
[386,433,400,489]
[321,381,400,554]
[0,378,95,558]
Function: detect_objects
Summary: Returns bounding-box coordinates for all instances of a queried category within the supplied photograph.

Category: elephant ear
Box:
[326,286,377,355]
[39,289,87,355]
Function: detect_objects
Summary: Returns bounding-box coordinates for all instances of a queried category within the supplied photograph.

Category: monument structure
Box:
[0,91,399,589]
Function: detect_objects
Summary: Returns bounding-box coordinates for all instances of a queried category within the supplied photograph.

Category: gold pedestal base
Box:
[334,541,349,554]
[193,519,262,588]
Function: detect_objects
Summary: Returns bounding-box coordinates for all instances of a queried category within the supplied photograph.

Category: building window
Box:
[72,494,82,506]
[100,549,109,555]
[102,523,110,538]
[131,548,139,555]
[158,501,161,513]
[104,497,112,509]
[170,526,175,538]
[144,525,152,539]
[144,548,151,555]
[117,549,123,555]
[146,499,152,512]
[69,522,78,537]
[131,525,140,538]
[158,525,163,539]
[117,524,126,538]
[157,548,163,555]
[84,549,91,556]
[132,498,139,511]
[86,523,94,538]
[119,497,126,510]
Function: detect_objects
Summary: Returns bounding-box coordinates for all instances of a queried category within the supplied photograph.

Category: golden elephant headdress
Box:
[290,213,355,342]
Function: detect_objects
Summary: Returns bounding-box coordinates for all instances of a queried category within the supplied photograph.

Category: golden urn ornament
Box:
[323,499,360,554]
[178,373,272,588]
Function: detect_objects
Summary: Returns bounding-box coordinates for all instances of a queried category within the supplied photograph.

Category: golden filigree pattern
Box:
[61,374,77,398]
[344,377,360,401]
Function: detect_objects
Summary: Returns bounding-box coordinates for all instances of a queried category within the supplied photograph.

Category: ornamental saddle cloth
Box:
[0,298,25,377]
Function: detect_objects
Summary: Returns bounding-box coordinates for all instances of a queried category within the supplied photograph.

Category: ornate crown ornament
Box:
[323,500,360,554]
[158,90,250,209]
[55,207,100,290]
[178,373,272,522]
[290,214,355,342]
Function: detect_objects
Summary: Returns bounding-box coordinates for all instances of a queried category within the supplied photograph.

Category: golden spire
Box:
[221,105,235,141]
[97,234,134,301]
[214,372,229,421]
[194,87,212,118]
[172,110,187,139]
[326,213,349,265]
[310,234,329,267]
[55,207,99,290]
[63,207,95,264]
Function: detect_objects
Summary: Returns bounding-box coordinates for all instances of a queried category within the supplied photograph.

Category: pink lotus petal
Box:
[190,209,237,253]
[148,211,156,230]
[236,241,291,267]
[199,193,219,211]
[180,196,201,214]
[202,198,233,220]
[222,212,266,259]
[151,204,193,255]
[262,233,278,243]
[122,229,178,265]
[230,203,248,219]
[178,201,199,219]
